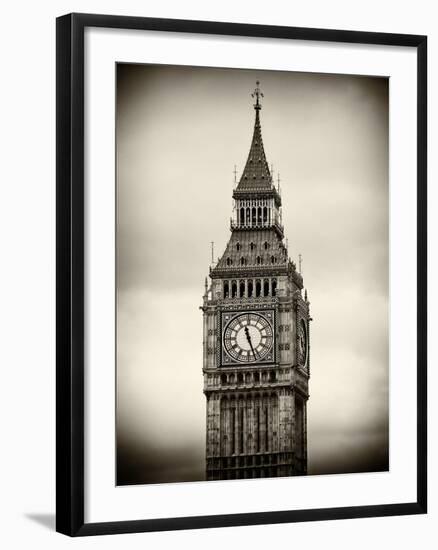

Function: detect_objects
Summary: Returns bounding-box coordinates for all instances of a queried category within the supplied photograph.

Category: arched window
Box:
[252,207,256,226]
[226,257,232,266]
[257,207,262,225]
[264,279,269,296]
[256,279,261,297]
[250,242,255,251]
[272,279,277,296]
[248,280,253,298]
[269,371,276,382]
[231,281,237,298]
[246,207,250,224]
[264,241,269,250]
[254,372,260,383]
[237,373,244,384]
[240,257,246,266]
[221,374,228,385]
[263,206,268,224]
[239,280,245,297]
[240,207,245,226]
[256,256,261,265]
[271,255,276,264]
[236,242,241,251]
[224,281,229,298]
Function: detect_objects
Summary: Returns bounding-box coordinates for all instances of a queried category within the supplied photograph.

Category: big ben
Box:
[202,82,311,481]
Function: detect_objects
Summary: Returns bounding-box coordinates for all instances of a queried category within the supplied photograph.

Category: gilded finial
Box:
[251,80,263,110]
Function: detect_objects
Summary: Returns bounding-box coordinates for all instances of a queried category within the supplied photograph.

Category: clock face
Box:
[223,312,274,363]
[298,319,308,365]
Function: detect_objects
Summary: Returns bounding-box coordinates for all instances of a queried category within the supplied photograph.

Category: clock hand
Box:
[244,326,258,359]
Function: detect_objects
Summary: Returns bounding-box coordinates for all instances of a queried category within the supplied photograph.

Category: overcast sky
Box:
[116,64,389,484]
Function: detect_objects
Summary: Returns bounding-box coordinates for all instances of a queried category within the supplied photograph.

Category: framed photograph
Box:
[56,13,427,536]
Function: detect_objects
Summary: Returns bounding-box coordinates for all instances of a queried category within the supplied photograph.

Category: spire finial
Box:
[233,164,238,184]
[251,81,263,110]
[299,253,303,274]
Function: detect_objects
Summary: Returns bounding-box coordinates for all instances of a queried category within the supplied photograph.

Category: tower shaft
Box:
[202,83,311,481]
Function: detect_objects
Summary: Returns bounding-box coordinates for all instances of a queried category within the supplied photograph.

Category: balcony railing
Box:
[230,219,284,237]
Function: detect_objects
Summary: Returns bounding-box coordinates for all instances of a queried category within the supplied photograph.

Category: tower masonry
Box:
[201,82,311,481]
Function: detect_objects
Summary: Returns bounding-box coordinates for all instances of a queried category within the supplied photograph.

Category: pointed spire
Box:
[236,82,272,192]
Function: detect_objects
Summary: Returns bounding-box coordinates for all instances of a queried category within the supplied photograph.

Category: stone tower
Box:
[202,82,311,481]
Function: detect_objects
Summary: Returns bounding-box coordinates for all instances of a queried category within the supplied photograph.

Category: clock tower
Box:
[202,82,311,481]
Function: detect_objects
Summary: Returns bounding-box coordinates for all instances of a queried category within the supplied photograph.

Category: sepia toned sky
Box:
[116,64,389,484]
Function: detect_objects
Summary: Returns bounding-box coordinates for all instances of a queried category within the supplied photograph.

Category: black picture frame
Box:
[56,12,427,537]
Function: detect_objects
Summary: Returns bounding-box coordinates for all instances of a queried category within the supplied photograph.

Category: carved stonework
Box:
[202,83,311,481]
